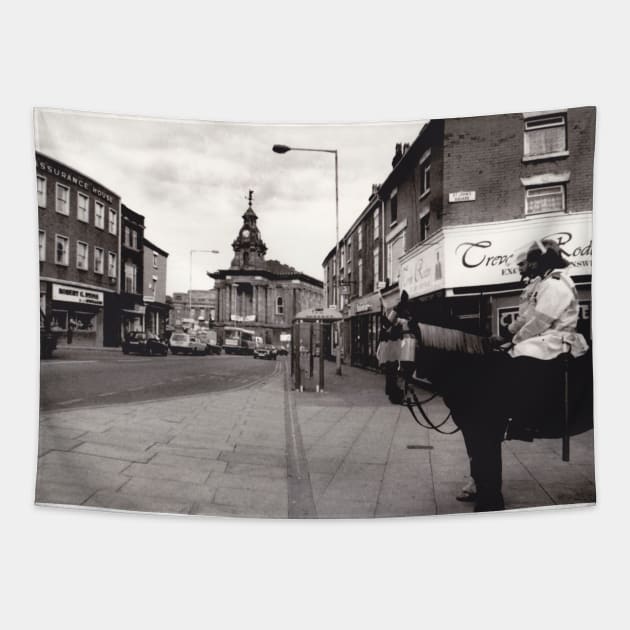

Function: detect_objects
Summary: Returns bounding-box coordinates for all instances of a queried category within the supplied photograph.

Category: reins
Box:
[403,384,460,435]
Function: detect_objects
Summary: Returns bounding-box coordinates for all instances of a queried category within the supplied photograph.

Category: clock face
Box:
[242,229,250,238]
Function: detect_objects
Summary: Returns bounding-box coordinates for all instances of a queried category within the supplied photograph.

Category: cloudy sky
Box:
[34,109,424,294]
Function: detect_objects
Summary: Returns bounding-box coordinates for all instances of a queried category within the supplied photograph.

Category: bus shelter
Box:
[292,307,343,393]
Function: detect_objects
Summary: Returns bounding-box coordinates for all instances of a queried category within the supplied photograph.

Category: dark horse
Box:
[383,295,593,512]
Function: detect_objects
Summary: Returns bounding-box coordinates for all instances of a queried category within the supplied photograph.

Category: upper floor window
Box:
[419,149,431,197]
[55,234,69,266]
[346,240,352,266]
[37,176,47,208]
[373,207,380,239]
[108,251,117,277]
[276,296,284,315]
[358,258,363,296]
[390,191,398,225]
[524,114,567,159]
[76,241,89,270]
[124,261,138,293]
[132,230,138,249]
[358,225,363,250]
[387,229,406,285]
[94,247,104,274]
[153,252,159,268]
[108,208,117,235]
[55,183,70,215]
[77,193,89,223]
[39,230,46,261]
[419,209,430,242]
[95,201,105,229]
[124,226,130,246]
[373,247,380,292]
[525,184,566,215]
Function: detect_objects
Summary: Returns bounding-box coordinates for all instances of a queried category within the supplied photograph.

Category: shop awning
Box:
[294,307,343,322]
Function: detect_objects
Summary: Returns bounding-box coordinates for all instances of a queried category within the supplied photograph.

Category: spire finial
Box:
[247,189,254,208]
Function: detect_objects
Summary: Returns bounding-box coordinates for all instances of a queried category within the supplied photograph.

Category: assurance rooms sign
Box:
[53,284,104,306]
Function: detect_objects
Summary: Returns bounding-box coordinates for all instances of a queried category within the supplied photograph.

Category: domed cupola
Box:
[230,190,268,269]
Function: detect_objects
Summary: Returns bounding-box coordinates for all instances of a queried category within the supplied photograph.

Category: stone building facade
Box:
[209,193,323,347]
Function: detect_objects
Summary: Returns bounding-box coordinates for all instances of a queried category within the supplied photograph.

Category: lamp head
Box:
[272,144,291,154]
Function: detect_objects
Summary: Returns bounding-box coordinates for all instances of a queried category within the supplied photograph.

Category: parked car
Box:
[253,344,277,360]
[276,346,289,356]
[122,331,168,356]
[169,332,208,355]
[196,329,222,355]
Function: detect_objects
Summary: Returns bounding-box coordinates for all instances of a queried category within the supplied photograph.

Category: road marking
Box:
[282,361,317,518]
[96,392,117,397]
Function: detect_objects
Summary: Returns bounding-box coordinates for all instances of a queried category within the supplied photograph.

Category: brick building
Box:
[323,107,595,368]
[37,152,121,347]
[210,193,324,347]
[143,238,170,336]
[169,290,217,330]
[120,205,145,336]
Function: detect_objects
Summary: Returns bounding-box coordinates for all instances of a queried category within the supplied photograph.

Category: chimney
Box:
[392,143,403,167]
[403,142,410,153]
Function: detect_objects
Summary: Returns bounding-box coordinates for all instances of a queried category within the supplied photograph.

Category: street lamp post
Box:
[272,144,342,376]
[189,249,220,323]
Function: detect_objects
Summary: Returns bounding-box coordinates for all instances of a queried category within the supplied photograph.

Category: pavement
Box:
[35,357,596,518]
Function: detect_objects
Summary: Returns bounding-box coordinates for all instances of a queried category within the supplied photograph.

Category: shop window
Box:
[76,241,89,270]
[108,208,117,235]
[94,247,104,274]
[95,201,105,229]
[276,297,284,315]
[55,183,70,215]
[524,114,567,159]
[39,230,46,262]
[108,251,117,278]
[77,192,89,222]
[50,310,68,331]
[525,184,566,215]
[373,207,380,239]
[55,234,69,266]
[37,176,47,208]
[73,311,96,332]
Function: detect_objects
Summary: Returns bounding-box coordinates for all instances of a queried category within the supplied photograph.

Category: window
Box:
[39,230,46,261]
[373,247,380,291]
[153,252,158,268]
[340,247,345,271]
[525,184,566,215]
[358,259,363,296]
[37,176,47,207]
[108,208,117,235]
[108,251,117,277]
[55,183,70,215]
[76,241,88,270]
[276,296,284,315]
[55,235,69,266]
[421,163,431,196]
[95,201,105,229]
[390,192,398,225]
[94,247,104,274]
[124,226,130,246]
[77,193,89,222]
[524,114,567,158]
[420,210,430,241]
[124,261,138,293]
[373,207,380,239]
[358,225,363,250]
[346,240,352,266]
[132,230,138,249]
[387,230,406,284]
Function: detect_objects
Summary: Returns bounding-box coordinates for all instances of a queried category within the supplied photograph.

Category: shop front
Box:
[400,213,593,338]
[48,282,105,347]
[348,293,383,370]
[121,305,145,337]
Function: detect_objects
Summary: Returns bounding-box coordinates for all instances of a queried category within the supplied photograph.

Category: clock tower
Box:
[230,189,267,269]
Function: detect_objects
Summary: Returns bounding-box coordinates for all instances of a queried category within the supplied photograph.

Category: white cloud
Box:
[34,109,423,293]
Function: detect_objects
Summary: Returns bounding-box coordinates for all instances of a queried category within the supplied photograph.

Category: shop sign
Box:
[244,315,256,321]
[143,295,155,302]
[399,239,445,299]
[449,191,476,203]
[444,212,592,289]
[231,314,243,321]
[280,333,291,342]
[497,300,591,338]
[53,284,104,306]
[355,304,371,313]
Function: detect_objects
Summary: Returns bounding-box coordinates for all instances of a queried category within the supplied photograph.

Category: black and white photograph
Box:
[35,107,595,518]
